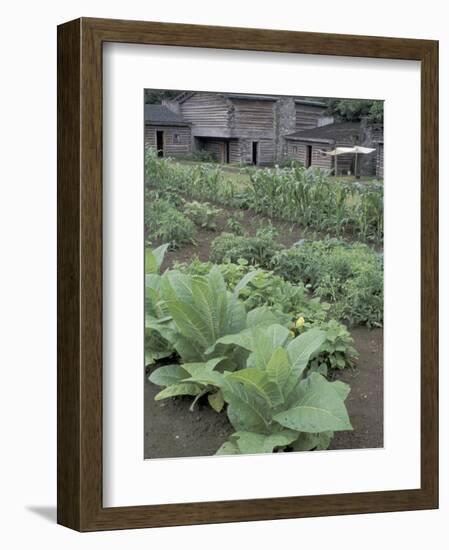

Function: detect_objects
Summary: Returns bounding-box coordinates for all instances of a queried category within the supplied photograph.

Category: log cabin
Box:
[144,92,383,176]
[144,104,191,157]
[145,92,329,165]
[176,92,329,165]
[284,120,383,176]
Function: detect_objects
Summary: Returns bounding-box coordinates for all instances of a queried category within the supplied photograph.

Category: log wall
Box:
[295,104,327,130]
[229,140,240,164]
[286,142,333,170]
[144,125,191,156]
[180,93,229,128]
[231,99,275,134]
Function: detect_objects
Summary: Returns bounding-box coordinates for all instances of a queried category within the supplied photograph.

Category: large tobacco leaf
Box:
[160,266,249,361]
[144,245,177,365]
[216,429,298,455]
[272,372,352,432]
[215,327,352,454]
[221,378,272,434]
[145,243,169,275]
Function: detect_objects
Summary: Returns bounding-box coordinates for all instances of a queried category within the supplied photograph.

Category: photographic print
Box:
[144,89,384,459]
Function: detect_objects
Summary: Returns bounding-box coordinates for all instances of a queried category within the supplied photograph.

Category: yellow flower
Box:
[289,330,296,338]
[295,316,305,329]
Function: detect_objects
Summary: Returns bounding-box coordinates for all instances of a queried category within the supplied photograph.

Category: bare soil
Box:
[329,327,383,450]
[144,327,383,458]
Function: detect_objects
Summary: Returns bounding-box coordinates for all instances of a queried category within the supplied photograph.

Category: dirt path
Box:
[144,327,383,459]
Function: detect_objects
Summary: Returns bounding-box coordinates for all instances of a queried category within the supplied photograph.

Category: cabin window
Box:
[292,146,297,154]
[173,133,180,144]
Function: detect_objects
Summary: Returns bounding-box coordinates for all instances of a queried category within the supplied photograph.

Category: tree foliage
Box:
[325,98,383,123]
[144,89,180,104]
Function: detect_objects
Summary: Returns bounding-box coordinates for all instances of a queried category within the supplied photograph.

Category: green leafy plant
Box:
[169,257,360,370]
[145,198,196,249]
[145,148,241,206]
[176,257,361,361]
[210,227,281,266]
[215,325,352,453]
[307,320,358,375]
[150,325,352,453]
[226,212,245,235]
[174,257,326,324]
[144,245,177,365]
[148,263,286,365]
[146,249,354,453]
[183,200,222,230]
[145,149,383,243]
[245,164,383,242]
[272,239,383,327]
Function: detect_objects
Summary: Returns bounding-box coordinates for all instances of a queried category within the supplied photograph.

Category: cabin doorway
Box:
[156,131,164,157]
[252,141,258,165]
[218,141,230,163]
[305,145,312,168]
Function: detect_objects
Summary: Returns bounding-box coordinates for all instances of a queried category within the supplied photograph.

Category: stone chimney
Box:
[274,97,296,163]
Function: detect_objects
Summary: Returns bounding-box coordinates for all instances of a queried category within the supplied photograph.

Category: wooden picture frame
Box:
[57,17,438,531]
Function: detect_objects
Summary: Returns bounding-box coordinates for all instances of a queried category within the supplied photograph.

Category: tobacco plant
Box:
[150,325,352,453]
[146,257,285,367]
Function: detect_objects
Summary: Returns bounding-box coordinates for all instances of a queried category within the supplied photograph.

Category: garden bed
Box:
[144,327,383,458]
[158,201,307,271]
[144,152,384,458]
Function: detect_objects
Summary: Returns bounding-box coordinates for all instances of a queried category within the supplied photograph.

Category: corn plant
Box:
[145,149,383,243]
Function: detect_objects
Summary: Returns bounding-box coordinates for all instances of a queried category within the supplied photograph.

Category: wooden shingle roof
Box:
[285,121,362,143]
[174,90,327,107]
[144,105,190,126]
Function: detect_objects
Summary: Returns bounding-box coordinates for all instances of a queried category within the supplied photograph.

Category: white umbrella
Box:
[320,146,376,177]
